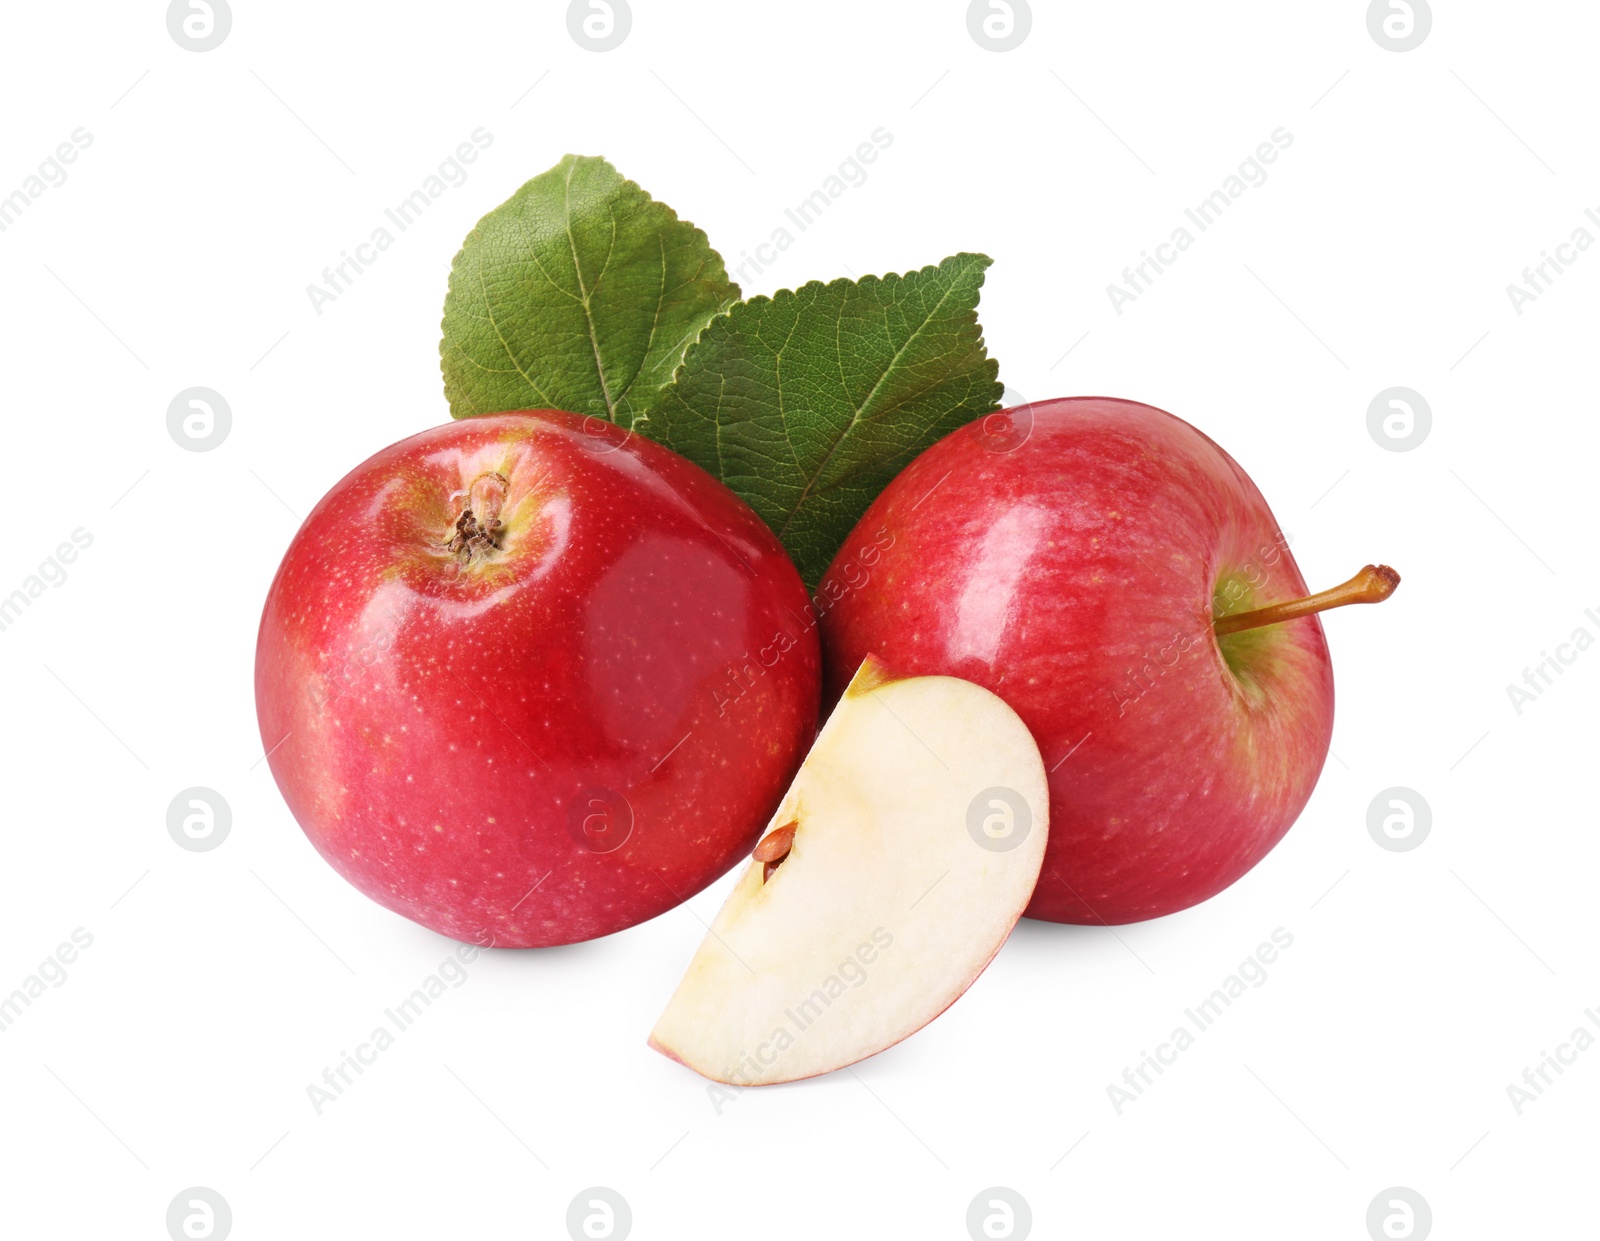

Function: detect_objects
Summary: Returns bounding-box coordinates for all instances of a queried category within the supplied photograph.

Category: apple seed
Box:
[753,822,797,881]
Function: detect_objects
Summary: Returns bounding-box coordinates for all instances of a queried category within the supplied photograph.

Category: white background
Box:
[1,1,1594,1237]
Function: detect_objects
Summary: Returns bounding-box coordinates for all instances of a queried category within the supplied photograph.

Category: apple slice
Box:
[649,656,1049,1085]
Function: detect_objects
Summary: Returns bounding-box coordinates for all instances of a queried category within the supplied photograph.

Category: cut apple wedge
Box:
[649,656,1049,1085]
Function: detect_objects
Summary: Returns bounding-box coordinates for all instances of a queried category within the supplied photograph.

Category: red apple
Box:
[255,411,820,947]
[818,396,1396,925]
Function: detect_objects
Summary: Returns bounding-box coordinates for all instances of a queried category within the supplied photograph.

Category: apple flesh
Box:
[649,657,1048,1085]
[818,396,1383,925]
[255,411,820,947]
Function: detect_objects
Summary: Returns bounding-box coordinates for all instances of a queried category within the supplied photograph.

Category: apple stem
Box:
[1213,564,1401,636]
[469,472,508,530]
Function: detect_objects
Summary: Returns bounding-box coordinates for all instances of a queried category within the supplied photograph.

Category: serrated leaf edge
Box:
[639,252,1001,509]
[439,153,741,421]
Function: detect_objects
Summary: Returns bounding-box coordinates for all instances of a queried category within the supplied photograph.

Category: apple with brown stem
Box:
[818,396,1400,926]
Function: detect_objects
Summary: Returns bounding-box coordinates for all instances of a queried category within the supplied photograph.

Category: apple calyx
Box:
[1214,563,1401,637]
[753,822,797,882]
[446,472,509,564]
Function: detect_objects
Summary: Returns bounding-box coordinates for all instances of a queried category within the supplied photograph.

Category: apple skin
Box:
[255,411,820,947]
[817,397,1333,925]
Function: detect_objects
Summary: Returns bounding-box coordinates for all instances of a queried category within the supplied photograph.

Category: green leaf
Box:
[644,253,1002,589]
[440,155,739,423]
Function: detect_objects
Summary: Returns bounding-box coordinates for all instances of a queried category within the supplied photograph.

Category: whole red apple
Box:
[255,411,820,947]
[819,397,1393,925]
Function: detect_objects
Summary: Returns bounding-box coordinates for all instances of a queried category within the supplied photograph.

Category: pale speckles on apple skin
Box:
[256,412,821,947]
[819,397,1334,926]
